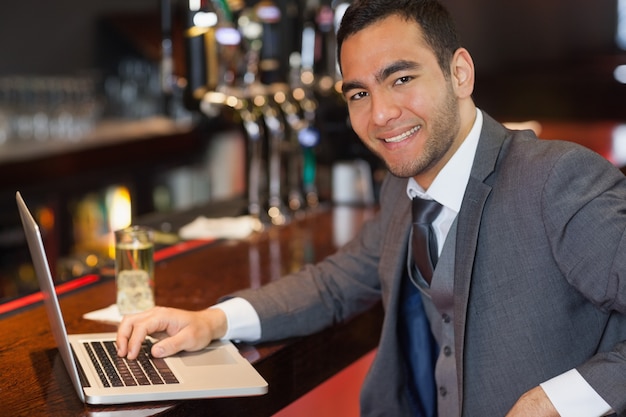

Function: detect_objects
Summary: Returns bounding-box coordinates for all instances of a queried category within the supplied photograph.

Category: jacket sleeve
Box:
[541,144,626,413]
[232,175,401,342]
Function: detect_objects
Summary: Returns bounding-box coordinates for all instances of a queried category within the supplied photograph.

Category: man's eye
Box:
[395,76,413,85]
[350,91,368,101]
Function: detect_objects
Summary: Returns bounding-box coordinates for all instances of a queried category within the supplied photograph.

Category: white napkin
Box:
[178,215,262,240]
[83,304,123,324]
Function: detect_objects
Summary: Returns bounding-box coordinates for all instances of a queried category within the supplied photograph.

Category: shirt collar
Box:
[406,108,483,213]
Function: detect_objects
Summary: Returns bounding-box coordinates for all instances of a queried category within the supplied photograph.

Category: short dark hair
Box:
[336,0,461,76]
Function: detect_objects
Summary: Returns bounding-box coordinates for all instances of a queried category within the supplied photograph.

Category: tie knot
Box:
[412,197,443,224]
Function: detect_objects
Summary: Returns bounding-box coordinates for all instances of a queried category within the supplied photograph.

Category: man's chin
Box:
[386,166,420,179]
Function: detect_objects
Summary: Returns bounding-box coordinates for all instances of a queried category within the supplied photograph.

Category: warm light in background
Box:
[37,206,55,231]
[106,185,132,258]
[107,186,132,231]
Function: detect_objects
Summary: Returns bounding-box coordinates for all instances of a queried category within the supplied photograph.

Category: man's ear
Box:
[451,48,475,98]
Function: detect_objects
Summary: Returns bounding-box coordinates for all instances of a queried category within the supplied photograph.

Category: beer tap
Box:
[274,83,305,212]
[255,0,284,85]
[160,0,175,114]
[260,96,289,225]
[273,54,318,212]
[232,4,272,222]
[200,89,268,222]
[182,0,222,110]
[290,16,323,209]
[316,4,337,78]
[236,6,263,89]
[239,0,291,225]
[294,89,320,209]
[239,97,266,220]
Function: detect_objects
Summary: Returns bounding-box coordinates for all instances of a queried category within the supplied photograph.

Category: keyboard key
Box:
[83,340,179,388]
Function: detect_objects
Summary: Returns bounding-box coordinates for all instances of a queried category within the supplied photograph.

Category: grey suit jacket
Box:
[237,113,626,416]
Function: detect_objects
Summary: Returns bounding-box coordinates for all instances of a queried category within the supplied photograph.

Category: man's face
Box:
[340,14,463,186]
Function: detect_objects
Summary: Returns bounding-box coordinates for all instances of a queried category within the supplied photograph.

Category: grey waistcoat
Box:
[410,218,460,417]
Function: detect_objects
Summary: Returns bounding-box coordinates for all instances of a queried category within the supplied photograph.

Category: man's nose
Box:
[371,92,401,126]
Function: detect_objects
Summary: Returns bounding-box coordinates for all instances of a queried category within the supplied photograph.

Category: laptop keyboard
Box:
[84,340,179,387]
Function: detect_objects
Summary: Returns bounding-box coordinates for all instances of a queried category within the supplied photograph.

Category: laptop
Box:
[16,191,268,405]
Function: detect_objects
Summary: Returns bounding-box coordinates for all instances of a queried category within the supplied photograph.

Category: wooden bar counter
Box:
[0,205,382,417]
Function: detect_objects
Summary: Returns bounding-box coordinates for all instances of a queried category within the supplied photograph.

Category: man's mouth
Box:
[383,125,421,143]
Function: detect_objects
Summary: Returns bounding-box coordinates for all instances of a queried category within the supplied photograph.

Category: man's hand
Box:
[116,306,228,360]
[506,386,560,417]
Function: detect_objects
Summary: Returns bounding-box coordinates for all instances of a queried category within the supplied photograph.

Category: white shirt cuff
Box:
[540,369,613,417]
[211,297,262,342]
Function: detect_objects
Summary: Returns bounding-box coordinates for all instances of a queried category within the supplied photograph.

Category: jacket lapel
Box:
[453,113,509,411]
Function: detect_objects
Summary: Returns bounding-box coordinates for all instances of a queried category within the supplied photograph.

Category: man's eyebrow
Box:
[376,60,420,83]
[341,80,366,95]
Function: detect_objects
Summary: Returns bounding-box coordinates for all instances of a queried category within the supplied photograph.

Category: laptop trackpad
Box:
[179,348,237,366]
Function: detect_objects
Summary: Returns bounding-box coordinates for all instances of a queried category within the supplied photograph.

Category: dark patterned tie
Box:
[411,197,443,284]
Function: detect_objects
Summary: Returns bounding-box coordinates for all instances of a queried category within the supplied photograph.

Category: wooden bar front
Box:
[0,206,382,417]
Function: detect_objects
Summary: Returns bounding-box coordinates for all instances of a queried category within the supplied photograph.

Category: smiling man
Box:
[117,1,626,416]
[340,14,471,189]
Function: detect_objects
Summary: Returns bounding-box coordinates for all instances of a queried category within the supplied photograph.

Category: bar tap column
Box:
[275,86,306,212]
[240,98,266,220]
[183,0,221,108]
[260,98,289,225]
[276,77,321,212]
[192,1,327,225]
[200,90,268,223]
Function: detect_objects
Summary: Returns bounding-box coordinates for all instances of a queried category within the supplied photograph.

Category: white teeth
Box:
[384,126,420,143]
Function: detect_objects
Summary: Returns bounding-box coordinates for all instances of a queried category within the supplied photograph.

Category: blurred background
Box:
[2,0,622,119]
[0,0,624,309]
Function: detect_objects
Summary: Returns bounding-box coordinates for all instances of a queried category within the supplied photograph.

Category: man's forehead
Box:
[340,21,431,78]
[339,15,426,58]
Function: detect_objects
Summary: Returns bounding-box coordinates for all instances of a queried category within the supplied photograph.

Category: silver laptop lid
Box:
[16,191,86,402]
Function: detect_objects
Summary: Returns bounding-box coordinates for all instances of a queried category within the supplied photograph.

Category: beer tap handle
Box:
[300,23,316,74]
[239,101,266,219]
[277,90,320,210]
[237,8,263,87]
[183,0,221,109]
[255,0,284,85]
[316,5,337,77]
[261,98,288,225]
[160,0,174,106]
[276,94,305,212]
[299,124,320,208]
[291,88,320,208]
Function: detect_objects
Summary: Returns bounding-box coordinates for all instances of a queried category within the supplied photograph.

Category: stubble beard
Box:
[377,85,461,179]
